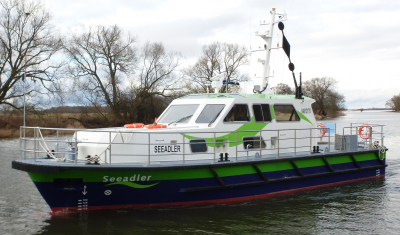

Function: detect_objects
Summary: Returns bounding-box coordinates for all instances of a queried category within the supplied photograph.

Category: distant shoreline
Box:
[348,108,392,111]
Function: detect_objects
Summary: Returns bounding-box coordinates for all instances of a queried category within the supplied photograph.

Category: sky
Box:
[42,0,400,109]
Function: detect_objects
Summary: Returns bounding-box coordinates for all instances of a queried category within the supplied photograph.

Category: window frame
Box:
[252,103,272,123]
[223,103,251,123]
[157,104,200,124]
[273,104,300,122]
[195,104,226,124]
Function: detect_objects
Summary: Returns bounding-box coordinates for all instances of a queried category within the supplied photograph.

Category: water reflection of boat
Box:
[42,179,386,234]
[12,8,387,213]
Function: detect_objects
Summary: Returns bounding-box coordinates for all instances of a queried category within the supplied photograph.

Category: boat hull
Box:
[13,150,386,213]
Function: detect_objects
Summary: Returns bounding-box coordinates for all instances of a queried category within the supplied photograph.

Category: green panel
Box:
[27,152,385,184]
[183,117,268,147]
[326,155,352,164]
[214,165,257,177]
[294,158,326,168]
[354,152,378,161]
[297,111,313,125]
[28,167,215,183]
[257,161,294,172]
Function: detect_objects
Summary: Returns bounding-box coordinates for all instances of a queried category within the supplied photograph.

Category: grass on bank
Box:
[0,113,94,139]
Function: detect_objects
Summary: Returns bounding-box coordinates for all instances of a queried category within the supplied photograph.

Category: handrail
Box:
[18,124,384,166]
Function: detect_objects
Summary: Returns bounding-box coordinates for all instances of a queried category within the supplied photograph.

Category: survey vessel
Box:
[12,9,387,212]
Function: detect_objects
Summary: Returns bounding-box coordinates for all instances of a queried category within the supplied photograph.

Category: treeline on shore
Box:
[0,0,351,139]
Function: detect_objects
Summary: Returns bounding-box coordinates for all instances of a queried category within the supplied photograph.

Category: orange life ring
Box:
[317,123,326,137]
[358,124,372,140]
[146,124,167,129]
[124,123,144,128]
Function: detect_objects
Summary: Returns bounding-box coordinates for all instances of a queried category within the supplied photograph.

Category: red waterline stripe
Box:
[51,175,385,215]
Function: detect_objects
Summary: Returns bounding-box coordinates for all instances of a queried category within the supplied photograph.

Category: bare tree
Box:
[65,24,137,122]
[303,77,345,116]
[0,0,63,109]
[385,94,400,112]
[271,83,294,95]
[123,42,182,123]
[184,42,249,93]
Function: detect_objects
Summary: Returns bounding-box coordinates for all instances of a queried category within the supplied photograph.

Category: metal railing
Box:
[18,124,383,166]
[347,123,385,147]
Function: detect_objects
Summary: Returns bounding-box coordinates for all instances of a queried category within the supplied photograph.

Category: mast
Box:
[254,8,287,94]
[260,9,276,92]
[254,9,303,98]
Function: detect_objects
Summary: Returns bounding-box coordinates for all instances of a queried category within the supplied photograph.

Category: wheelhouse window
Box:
[224,104,250,122]
[253,104,272,122]
[189,139,208,153]
[157,105,199,124]
[243,136,266,149]
[196,104,225,123]
[274,105,300,121]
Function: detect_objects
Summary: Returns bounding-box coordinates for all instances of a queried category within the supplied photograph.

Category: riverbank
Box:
[0,114,92,139]
[312,111,346,120]
[0,111,347,139]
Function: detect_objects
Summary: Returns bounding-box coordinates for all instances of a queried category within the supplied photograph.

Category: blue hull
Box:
[30,159,385,211]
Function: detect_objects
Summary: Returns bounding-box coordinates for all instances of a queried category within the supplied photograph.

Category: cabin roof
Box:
[179,93,314,100]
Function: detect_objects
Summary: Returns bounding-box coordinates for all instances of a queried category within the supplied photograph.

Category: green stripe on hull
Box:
[326,155,353,164]
[214,165,257,177]
[354,152,382,161]
[28,167,215,182]
[294,158,326,168]
[27,152,382,183]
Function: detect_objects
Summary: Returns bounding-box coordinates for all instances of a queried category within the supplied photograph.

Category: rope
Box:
[37,129,56,159]
[86,155,101,164]
[87,131,120,164]
[373,141,386,159]
[37,128,65,162]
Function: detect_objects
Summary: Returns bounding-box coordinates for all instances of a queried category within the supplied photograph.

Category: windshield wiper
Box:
[168,115,193,125]
[208,109,224,127]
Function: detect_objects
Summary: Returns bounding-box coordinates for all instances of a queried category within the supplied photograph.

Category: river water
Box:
[1,111,399,234]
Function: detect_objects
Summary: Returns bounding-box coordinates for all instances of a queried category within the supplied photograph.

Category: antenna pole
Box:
[260,9,276,91]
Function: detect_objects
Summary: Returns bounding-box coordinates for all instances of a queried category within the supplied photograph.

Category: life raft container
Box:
[358,124,372,140]
[124,123,144,128]
[317,123,326,137]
